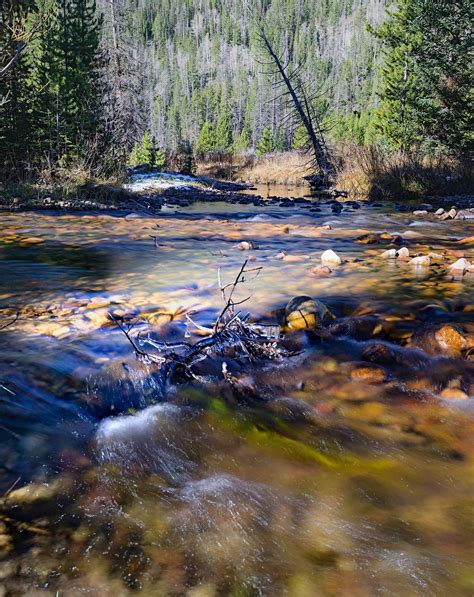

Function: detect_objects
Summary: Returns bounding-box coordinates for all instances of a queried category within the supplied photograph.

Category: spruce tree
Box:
[31,0,105,166]
[215,110,233,152]
[256,127,274,156]
[0,0,36,177]
[195,122,215,154]
[292,125,309,150]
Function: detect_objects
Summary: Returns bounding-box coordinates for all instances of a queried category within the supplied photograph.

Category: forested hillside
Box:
[105,0,387,152]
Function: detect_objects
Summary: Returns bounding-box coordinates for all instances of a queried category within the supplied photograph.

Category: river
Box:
[0,188,473,595]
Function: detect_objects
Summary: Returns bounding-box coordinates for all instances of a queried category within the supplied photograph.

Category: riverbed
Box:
[0,190,473,595]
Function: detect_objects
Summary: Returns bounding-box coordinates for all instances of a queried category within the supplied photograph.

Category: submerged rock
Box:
[350,364,387,384]
[285,296,333,330]
[412,324,468,357]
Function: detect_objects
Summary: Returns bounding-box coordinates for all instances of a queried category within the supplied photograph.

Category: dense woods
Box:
[0,0,472,181]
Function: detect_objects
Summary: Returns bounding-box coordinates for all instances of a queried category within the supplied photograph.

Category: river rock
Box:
[285,296,333,330]
[449,258,471,274]
[409,255,431,266]
[380,249,397,259]
[412,324,468,356]
[435,208,445,216]
[440,388,469,401]
[447,208,457,219]
[413,210,428,216]
[321,249,342,265]
[310,265,332,276]
[356,233,379,244]
[397,247,410,260]
[350,365,387,384]
[238,241,258,251]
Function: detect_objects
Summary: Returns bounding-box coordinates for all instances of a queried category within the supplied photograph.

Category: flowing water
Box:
[0,190,473,596]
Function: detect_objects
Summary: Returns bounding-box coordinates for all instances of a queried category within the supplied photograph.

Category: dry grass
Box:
[196,151,313,185]
[334,145,472,200]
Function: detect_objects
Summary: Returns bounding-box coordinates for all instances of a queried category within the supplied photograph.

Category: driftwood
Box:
[109,261,292,387]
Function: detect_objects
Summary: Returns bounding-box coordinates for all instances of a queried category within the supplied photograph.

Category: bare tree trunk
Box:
[258,27,336,186]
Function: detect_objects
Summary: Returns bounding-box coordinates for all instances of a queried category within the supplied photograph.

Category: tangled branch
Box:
[109,262,290,387]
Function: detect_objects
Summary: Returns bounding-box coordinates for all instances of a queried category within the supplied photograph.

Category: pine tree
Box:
[127,142,141,167]
[195,122,215,154]
[256,127,274,156]
[31,0,105,165]
[234,127,250,153]
[154,147,166,169]
[292,124,309,150]
[215,109,233,152]
[371,0,422,151]
[139,131,154,165]
[0,0,36,177]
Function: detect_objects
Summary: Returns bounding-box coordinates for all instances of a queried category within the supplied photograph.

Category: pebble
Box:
[321,249,342,265]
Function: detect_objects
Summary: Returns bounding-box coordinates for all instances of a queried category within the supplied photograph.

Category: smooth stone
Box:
[350,365,387,384]
[380,249,397,259]
[449,258,471,274]
[409,255,431,266]
[310,265,332,276]
[413,210,428,216]
[435,208,445,216]
[397,247,410,259]
[447,208,457,219]
[440,388,469,401]
[413,324,467,357]
[321,249,342,265]
[238,241,258,250]
[285,296,333,330]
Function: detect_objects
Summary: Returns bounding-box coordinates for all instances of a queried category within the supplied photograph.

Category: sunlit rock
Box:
[321,249,342,265]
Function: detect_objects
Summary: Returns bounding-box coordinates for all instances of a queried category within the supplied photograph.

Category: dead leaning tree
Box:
[253,13,336,189]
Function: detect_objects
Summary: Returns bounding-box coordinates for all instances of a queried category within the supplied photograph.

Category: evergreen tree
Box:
[32,0,105,165]
[127,142,141,167]
[292,124,309,150]
[371,0,422,151]
[195,122,215,154]
[0,0,36,177]
[234,127,250,153]
[373,0,472,155]
[215,109,233,152]
[139,131,154,165]
[256,127,274,156]
[154,147,166,169]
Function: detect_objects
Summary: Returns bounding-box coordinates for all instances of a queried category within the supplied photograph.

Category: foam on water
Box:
[95,403,194,481]
[124,171,197,192]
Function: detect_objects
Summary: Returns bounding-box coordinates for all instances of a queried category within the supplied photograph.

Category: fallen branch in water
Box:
[109,261,291,386]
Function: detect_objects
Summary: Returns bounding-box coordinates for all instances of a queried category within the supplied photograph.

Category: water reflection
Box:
[0,201,473,595]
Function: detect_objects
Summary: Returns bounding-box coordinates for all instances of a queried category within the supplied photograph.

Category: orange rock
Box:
[440,388,469,401]
[350,366,387,384]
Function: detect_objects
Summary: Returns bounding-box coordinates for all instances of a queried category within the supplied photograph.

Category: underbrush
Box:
[196,151,312,185]
[335,145,473,200]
